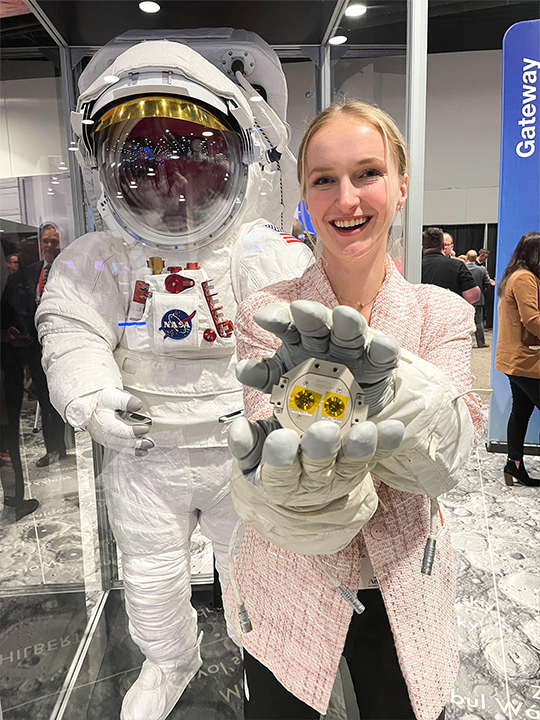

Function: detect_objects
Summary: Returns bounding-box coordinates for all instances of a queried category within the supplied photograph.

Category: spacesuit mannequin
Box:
[36,31,311,720]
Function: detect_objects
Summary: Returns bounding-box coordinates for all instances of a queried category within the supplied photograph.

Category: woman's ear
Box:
[396,173,409,211]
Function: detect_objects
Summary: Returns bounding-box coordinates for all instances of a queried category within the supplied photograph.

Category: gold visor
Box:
[92,96,232,134]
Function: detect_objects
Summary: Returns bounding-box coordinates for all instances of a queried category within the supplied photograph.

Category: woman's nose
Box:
[335,178,359,213]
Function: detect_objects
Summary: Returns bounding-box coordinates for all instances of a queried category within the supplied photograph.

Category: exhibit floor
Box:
[1,336,539,720]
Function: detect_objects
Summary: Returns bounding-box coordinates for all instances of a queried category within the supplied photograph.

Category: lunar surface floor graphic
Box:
[1,396,539,719]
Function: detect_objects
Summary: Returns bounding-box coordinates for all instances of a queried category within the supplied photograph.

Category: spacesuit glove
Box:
[237,301,400,416]
[65,388,154,456]
[228,416,404,555]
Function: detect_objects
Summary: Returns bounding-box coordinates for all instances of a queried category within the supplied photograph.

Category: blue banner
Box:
[488,19,540,449]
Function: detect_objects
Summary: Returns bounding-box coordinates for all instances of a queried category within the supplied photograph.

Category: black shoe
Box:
[504,460,540,487]
[36,453,50,467]
[16,499,39,521]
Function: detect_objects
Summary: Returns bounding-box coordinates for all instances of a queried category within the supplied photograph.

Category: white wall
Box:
[284,49,502,227]
[424,50,501,224]
[0,51,503,227]
[0,77,66,179]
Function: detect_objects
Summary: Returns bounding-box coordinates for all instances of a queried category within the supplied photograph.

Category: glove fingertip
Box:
[126,395,144,412]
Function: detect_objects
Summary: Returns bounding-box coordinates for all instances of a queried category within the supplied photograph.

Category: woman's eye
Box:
[361,168,383,179]
[313,176,333,186]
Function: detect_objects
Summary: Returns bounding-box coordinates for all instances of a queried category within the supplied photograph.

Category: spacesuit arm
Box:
[232,221,313,304]
[35,233,127,421]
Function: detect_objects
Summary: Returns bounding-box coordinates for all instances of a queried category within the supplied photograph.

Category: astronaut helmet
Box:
[72,37,289,251]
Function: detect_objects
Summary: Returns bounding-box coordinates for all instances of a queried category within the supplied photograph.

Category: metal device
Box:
[270,358,368,436]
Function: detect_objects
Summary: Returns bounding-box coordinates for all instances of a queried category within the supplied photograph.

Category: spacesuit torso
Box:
[43,221,310,447]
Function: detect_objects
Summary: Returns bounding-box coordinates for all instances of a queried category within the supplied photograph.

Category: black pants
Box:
[506,374,540,461]
[244,590,446,720]
[473,305,485,347]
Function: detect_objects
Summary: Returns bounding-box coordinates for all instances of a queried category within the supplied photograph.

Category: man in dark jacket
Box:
[3,223,66,469]
[421,227,481,304]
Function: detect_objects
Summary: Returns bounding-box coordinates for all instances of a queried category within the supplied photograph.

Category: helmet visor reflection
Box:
[92,97,245,241]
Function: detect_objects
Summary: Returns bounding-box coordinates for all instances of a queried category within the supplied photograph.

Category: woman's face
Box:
[304,115,408,264]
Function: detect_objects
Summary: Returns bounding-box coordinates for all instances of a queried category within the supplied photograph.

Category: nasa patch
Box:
[159,309,196,340]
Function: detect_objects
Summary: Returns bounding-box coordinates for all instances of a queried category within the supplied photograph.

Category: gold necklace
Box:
[336,276,385,310]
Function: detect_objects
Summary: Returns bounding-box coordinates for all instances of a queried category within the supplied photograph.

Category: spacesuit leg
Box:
[194,447,241,644]
[101,440,203,720]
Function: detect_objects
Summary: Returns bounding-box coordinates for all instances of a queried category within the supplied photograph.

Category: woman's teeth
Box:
[332,217,369,229]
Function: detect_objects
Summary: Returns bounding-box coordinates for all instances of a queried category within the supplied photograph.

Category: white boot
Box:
[120,646,202,720]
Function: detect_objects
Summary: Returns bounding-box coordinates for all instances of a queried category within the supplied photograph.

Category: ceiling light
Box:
[345,3,367,18]
[81,118,94,125]
[68,142,78,152]
[103,74,120,84]
[51,181,60,185]
[202,131,213,137]
[139,1,160,12]
[329,34,348,45]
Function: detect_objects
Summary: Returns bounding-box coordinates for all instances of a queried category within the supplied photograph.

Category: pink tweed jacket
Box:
[223,258,482,718]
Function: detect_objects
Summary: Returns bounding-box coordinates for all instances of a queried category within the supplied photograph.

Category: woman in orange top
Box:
[495,231,540,487]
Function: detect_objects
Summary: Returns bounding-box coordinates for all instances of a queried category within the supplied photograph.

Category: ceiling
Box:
[0,0,538,56]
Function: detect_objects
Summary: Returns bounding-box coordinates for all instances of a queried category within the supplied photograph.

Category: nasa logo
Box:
[159,309,196,340]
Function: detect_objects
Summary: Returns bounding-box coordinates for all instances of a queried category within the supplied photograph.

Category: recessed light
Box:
[51,181,60,185]
[345,3,367,18]
[81,118,94,125]
[202,131,213,137]
[329,34,348,45]
[139,1,160,12]
[103,74,120,84]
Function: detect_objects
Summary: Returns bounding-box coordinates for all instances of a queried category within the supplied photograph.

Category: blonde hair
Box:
[297,100,409,196]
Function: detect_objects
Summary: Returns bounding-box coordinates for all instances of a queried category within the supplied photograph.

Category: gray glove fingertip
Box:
[301,421,341,459]
[254,304,300,343]
[133,424,150,437]
[290,300,332,337]
[331,306,368,346]
[237,359,269,388]
[126,395,144,412]
[366,336,400,368]
[262,428,300,467]
[136,437,155,451]
[376,419,405,450]
[342,421,378,458]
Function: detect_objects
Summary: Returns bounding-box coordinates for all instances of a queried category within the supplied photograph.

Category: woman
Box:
[495,231,540,487]
[224,101,483,720]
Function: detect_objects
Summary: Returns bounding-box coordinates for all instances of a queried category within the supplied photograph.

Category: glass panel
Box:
[331,51,407,268]
[1,47,90,593]
[282,59,317,158]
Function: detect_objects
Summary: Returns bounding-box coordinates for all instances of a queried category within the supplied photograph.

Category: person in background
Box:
[3,222,67,468]
[477,248,490,266]
[443,232,456,257]
[1,249,39,519]
[457,254,467,263]
[6,254,19,273]
[422,227,480,305]
[495,231,540,488]
[466,249,492,348]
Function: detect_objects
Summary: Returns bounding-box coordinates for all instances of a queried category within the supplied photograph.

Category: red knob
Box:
[165,274,184,294]
[167,266,182,273]
[203,328,217,342]
[186,262,199,270]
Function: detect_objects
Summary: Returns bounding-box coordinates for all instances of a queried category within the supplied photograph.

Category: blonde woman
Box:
[224,101,483,720]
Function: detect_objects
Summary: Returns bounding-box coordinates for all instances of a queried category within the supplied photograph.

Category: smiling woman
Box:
[224,100,482,720]
[297,102,408,316]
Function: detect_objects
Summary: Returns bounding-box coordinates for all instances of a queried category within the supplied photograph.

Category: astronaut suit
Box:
[36,30,311,720]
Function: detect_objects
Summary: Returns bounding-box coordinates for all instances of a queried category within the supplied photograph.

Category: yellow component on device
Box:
[321,392,348,419]
[288,386,322,414]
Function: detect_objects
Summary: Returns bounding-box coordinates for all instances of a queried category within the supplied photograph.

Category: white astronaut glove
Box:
[229,416,403,554]
[228,300,406,554]
[65,388,154,456]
